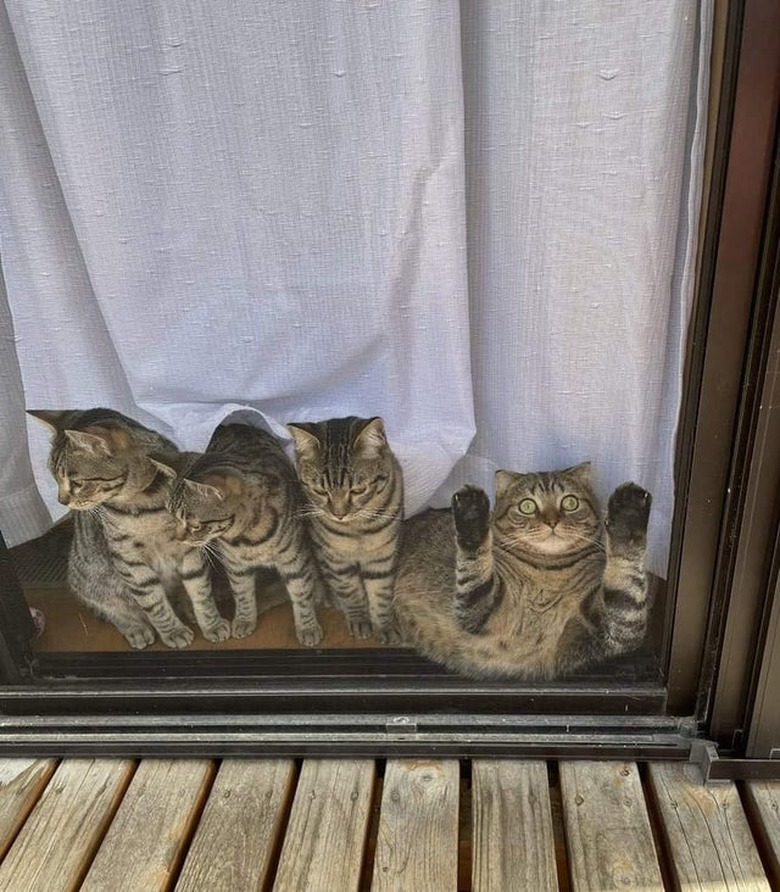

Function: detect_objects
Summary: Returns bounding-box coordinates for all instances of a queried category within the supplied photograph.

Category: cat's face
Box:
[167,473,240,545]
[493,463,602,556]
[29,411,150,510]
[288,416,393,522]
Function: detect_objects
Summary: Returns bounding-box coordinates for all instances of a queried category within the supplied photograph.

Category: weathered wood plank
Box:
[273,759,374,892]
[0,758,134,892]
[744,780,780,887]
[80,758,214,892]
[175,759,295,891]
[371,759,460,892]
[648,762,770,891]
[561,761,663,891]
[0,758,57,860]
[471,760,558,892]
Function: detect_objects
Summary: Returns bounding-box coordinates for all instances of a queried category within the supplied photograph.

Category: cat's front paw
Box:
[231,617,257,639]
[452,486,491,552]
[375,621,402,646]
[203,618,231,643]
[124,625,156,649]
[606,483,652,548]
[297,621,324,647]
[347,618,373,639]
[160,625,195,649]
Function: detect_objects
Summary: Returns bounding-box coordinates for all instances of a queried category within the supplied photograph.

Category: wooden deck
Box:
[0,757,777,890]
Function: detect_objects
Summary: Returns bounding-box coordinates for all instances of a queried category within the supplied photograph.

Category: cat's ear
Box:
[84,424,134,454]
[148,451,195,480]
[494,469,521,500]
[354,417,387,458]
[287,423,321,461]
[182,478,225,502]
[184,471,243,500]
[562,461,592,488]
[27,409,73,435]
[63,429,112,456]
[148,457,178,480]
[202,470,244,498]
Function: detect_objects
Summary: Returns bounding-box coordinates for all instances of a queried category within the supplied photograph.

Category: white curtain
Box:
[0,0,711,576]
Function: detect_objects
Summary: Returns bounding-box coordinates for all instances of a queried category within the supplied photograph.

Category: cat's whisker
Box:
[564,530,606,553]
[201,542,223,569]
[355,509,397,520]
[295,506,327,518]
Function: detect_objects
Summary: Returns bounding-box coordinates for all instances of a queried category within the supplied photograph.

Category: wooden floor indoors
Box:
[0,757,778,890]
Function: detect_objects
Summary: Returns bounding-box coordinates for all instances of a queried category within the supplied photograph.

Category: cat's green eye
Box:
[518,498,537,515]
[561,495,579,512]
[351,484,368,495]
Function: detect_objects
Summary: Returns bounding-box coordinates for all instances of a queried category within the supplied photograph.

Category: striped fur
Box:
[29,408,227,649]
[288,416,404,644]
[394,463,652,679]
[163,424,324,646]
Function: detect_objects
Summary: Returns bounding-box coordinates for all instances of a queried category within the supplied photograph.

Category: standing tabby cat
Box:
[158,423,324,646]
[288,416,403,644]
[29,408,228,649]
[394,463,652,678]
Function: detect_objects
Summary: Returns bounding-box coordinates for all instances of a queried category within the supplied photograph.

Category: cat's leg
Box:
[179,550,230,643]
[600,482,652,654]
[69,516,156,648]
[223,562,258,639]
[321,562,372,639]
[452,486,501,634]
[68,539,156,649]
[362,553,402,645]
[112,557,194,648]
[556,482,651,676]
[276,545,324,647]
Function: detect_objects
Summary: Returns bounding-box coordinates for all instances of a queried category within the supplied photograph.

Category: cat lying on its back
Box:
[394,462,652,679]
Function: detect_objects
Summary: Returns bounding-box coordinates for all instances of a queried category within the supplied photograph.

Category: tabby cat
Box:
[29,408,229,649]
[394,463,652,679]
[287,416,404,644]
[158,423,324,646]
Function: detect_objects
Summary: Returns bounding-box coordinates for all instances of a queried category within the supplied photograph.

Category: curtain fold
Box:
[0,0,711,574]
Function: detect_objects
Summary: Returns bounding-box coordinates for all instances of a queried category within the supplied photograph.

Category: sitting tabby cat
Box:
[157,423,325,646]
[29,408,229,649]
[394,463,652,679]
[288,416,403,644]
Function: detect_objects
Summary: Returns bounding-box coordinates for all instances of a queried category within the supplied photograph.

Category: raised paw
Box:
[203,618,231,643]
[452,485,491,552]
[606,482,652,546]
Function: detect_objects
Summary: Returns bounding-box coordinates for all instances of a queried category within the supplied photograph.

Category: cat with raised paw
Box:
[394,462,652,679]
